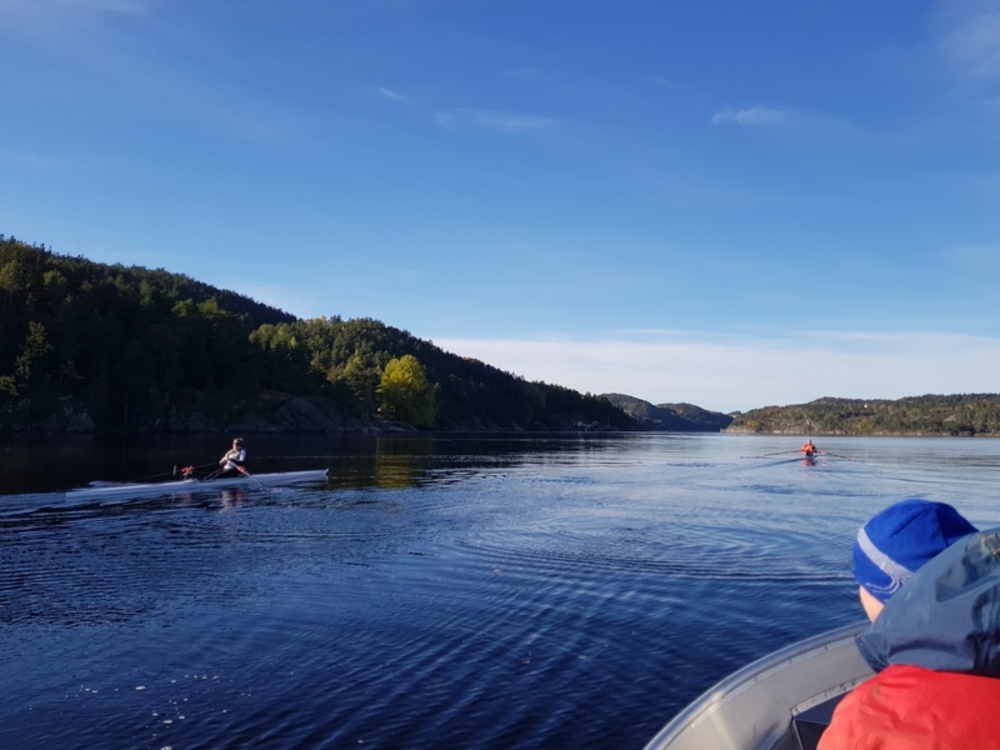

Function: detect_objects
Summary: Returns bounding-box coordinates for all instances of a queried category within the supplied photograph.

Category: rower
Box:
[218,437,246,477]
[801,439,817,457]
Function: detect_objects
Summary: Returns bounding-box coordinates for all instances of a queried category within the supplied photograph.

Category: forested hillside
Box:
[0,237,635,434]
[727,395,1000,436]
[9,237,993,438]
[601,393,732,431]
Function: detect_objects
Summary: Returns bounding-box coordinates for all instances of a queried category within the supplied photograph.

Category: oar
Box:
[204,466,226,480]
[204,464,270,490]
[237,466,267,490]
[744,450,801,459]
[752,456,808,468]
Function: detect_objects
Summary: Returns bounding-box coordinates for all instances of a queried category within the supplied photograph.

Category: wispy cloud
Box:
[0,0,305,146]
[435,108,552,133]
[711,106,788,126]
[504,67,544,80]
[433,330,1000,413]
[378,86,408,103]
[948,243,1000,267]
[936,0,1000,84]
[650,74,688,91]
[60,0,149,11]
[0,0,152,37]
[711,105,863,142]
[0,0,150,15]
[0,148,97,171]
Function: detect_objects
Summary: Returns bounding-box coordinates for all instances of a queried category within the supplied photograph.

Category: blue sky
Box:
[2,0,999,412]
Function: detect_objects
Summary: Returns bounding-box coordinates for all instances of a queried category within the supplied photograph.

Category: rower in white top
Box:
[218,437,246,477]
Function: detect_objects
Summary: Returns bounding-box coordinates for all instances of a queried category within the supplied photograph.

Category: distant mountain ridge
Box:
[601,393,733,432]
[726,395,1000,436]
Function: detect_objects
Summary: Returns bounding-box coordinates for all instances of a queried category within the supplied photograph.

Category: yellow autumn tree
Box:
[377,354,436,427]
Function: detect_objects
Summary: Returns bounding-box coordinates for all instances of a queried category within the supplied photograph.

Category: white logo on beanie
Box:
[856,526,915,599]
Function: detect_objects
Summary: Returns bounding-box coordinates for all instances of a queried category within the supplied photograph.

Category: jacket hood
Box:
[857,527,1000,676]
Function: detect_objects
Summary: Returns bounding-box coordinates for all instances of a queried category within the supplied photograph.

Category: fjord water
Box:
[2,434,999,750]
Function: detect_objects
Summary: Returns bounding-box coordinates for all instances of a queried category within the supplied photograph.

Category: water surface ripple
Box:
[2,434,999,749]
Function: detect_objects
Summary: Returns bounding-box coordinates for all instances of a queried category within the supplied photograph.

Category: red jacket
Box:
[819,529,1000,750]
[819,664,1000,749]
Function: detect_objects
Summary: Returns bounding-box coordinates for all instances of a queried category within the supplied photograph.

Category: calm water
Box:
[2,433,999,749]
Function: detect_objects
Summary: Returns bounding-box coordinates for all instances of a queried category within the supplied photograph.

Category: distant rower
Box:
[800,439,817,457]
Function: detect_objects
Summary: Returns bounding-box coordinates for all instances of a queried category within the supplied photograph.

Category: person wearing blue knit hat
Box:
[820,499,1000,750]
[851,498,977,621]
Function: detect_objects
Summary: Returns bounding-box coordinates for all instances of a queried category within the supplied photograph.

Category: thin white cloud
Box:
[712,106,788,126]
[0,0,304,146]
[433,331,1000,414]
[936,0,1000,84]
[0,0,150,15]
[650,74,688,91]
[61,0,149,11]
[435,108,552,133]
[0,149,100,171]
[504,67,544,80]
[378,86,408,103]
[948,243,1000,267]
[711,105,863,142]
[0,0,151,37]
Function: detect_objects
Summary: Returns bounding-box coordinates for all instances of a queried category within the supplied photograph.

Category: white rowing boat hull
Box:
[643,622,873,750]
[67,469,329,500]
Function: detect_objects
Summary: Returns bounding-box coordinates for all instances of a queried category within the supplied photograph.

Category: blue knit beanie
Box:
[853,499,978,603]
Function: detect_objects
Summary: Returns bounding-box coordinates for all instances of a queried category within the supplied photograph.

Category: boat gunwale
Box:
[643,620,871,750]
